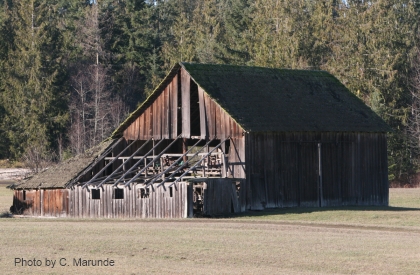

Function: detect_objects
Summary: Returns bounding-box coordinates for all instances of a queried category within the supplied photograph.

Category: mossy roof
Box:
[112,62,390,137]
[10,140,113,189]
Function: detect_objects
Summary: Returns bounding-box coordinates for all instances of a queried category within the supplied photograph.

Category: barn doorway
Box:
[299,141,353,207]
[190,179,241,217]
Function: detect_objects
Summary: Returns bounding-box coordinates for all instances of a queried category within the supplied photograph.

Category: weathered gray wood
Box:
[181,68,190,138]
[198,87,207,139]
[170,137,230,187]
[113,138,167,186]
[82,140,136,187]
[97,139,152,188]
[123,136,181,186]
[143,139,203,186]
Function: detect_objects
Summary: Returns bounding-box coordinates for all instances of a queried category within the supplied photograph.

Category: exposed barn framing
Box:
[10,62,390,218]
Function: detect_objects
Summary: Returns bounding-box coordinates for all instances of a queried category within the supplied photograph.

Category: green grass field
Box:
[1,182,419,275]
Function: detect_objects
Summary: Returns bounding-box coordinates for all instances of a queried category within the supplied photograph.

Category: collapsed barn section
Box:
[10,62,390,218]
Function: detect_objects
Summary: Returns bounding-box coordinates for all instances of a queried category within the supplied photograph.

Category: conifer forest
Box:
[0,0,419,183]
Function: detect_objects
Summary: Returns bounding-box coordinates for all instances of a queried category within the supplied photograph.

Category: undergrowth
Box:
[0,159,25,169]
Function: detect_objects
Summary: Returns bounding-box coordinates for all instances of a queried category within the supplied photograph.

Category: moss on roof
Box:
[112,62,390,137]
[10,140,114,190]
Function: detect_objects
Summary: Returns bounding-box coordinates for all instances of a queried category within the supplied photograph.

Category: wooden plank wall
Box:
[124,73,179,140]
[12,189,69,217]
[181,68,190,138]
[202,178,242,216]
[245,132,388,210]
[198,88,243,140]
[69,183,189,218]
[123,69,244,141]
[197,87,246,179]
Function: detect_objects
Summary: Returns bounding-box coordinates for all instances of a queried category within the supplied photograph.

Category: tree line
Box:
[0,0,419,182]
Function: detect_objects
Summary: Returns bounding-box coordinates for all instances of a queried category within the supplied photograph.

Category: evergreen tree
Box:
[324,0,419,180]
[0,0,9,158]
[190,0,223,64]
[106,0,161,99]
[218,0,252,65]
[160,0,198,70]
[0,0,67,162]
[248,0,313,68]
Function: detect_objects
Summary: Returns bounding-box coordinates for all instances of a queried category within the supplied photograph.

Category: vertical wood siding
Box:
[245,132,388,210]
[68,183,189,218]
[123,75,180,140]
[199,89,243,139]
[12,189,69,217]
[201,178,242,216]
[181,68,191,138]
[123,69,244,141]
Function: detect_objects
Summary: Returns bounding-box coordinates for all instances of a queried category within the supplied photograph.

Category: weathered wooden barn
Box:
[10,62,390,218]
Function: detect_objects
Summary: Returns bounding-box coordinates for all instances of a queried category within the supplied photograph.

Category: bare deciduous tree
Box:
[68,3,127,156]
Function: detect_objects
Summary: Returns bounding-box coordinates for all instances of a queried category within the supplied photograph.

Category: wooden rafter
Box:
[167,137,230,188]
[95,139,152,188]
[151,137,216,188]
[143,138,203,187]
[112,137,173,187]
[81,139,137,188]
[68,138,124,187]
[123,136,182,186]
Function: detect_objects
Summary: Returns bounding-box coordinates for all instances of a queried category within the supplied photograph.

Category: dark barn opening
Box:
[113,188,124,199]
[91,189,100,200]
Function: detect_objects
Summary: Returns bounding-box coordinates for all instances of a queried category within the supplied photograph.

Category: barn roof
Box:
[112,62,389,137]
[10,139,114,189]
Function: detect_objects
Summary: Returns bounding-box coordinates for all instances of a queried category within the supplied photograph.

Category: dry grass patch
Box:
[0,187,419,274]
[1,219,420,275]
[234,189,420,229]
[0,180,14,216]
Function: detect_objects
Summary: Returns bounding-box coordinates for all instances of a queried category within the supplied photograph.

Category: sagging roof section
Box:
[112,62,390,137]
[10,139,114,190]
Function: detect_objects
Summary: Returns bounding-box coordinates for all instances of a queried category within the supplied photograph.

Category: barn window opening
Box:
[23,190,26,201]
[140,188,149,198]
[91,189,100,200]
[190,81,200,136]
[113,188,124,199]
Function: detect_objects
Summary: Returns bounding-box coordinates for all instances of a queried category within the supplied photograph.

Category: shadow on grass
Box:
[0,211,12,218]
[229,206,420,219]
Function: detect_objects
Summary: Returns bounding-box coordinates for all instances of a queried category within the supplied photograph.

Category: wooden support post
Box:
[168,137,230,187]
[154,138,215,188]
[318,142,323,207]
[222,153,227,178]
[144,139,203,186]
[183,138,188,164]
